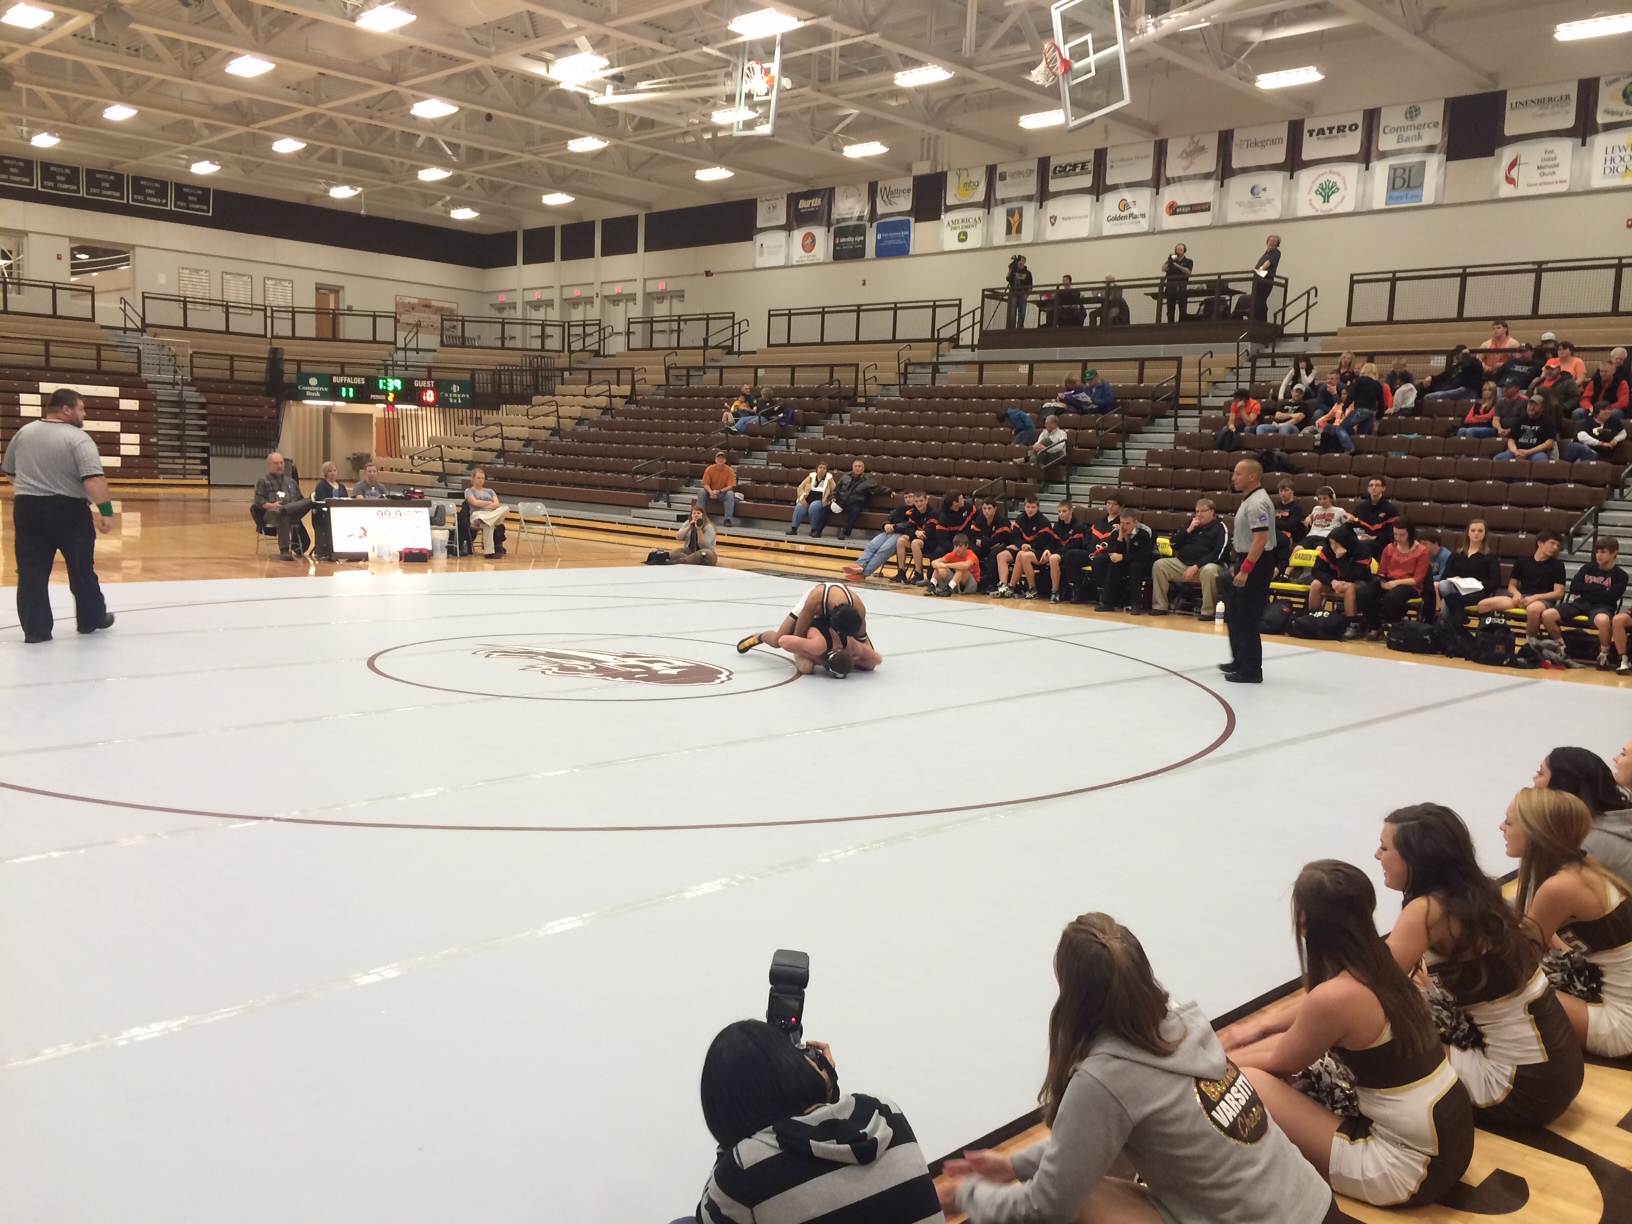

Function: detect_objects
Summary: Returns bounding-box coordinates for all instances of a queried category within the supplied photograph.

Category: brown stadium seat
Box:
[1384,456,1421,479]
[1432,478,1471,503]
[1572,460,1617,485]
[1441,504,1476,529]
[1505,482,1548,509]
[1547,483,1599,512]
[1394,477,1433,503]
[1483,506,1525,532]
[1457,458,1495,482]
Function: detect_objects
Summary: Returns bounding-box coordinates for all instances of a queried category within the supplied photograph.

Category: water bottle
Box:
[1214,601,1226,624]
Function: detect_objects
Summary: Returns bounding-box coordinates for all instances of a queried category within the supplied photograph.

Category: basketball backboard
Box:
[1051,0,1131,131]
[733,34,783,136]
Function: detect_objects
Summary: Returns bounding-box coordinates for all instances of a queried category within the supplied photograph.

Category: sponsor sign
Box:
[944,166,988,207]
[1371,154,1443,209]
[1159,179,1215,230]
[1104,141,1155,186]
[791,225,827,264]
[1100,187,1153,235]
[1045,194,1095,241]
[1496,139,1573,197]
[833,183,868,222]
[754,229,788,267]
[875,176,913,215]
[1164,131,1218,179]
[874,216,912,257]
[791,189,831,227]
[1231,122,1289,169]
[832,221,867,260]
[1596,73,1632,126]
[1223,173,1286,224]
[994,159,1039,200]
[1295,163,1360,216]
[1048,154,1095,193]
[997,202,1032,242]
[756,194,787,228]
[1504,81,1578,137]
[941,208,985,249]
[1590,128,1632,189]
[1300,111,1365,161]
[1376,100,1444,153]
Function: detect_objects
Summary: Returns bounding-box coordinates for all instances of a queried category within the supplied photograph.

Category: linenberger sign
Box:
[1504,81,1578,137]
[1376,100,1444,153]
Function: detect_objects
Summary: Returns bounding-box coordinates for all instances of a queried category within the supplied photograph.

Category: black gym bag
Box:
[1386,621,1438,654]
[1289,611,1349,640]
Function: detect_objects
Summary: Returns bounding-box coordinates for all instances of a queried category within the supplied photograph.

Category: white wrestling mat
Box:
[2,567,1626,1222]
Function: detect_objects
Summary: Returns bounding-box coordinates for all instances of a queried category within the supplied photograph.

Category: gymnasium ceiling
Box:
[1,0,1627,228]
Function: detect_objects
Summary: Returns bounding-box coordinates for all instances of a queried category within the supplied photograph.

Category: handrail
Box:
[0,333,146,378]
[936,305,982,349]
[1240,342,1622,395]
[0,276,95,320]
[766,298,962,347]
[627,312,736,352]
[141,292,402,343]
[1277,285,1319,340]
[979,271,1288,334]
[118,296,143,332]
[1346,257,1632,326]
[662,361,864,398]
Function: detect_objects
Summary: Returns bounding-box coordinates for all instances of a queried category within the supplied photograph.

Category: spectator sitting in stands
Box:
[1538,332,1560,363]
[827,459,887,540]
[1256,384,1310,435]
[1557,340,1587,385]
[1216,389,1261,448]
[1478,318,1521,373]
[971,498,1016,594]
[1303,486,1347,549]
[1353,520,1429,642]
[1578,358,1630,425]
[1054,274,1085,326]
[1495,396,1558,463]
[891,489,934,584]
[351,461,390,498]
[929,490,978,557]
[1337,362,1388,445]
[1273,480,1307,550]
[846,491,922,581]
[1540,539,1627,670]
[788,462,835,536]
[1493,341,1543,391]
[668,503,718,565]
[253,451,313,561]
[1029,414,1070,472]
[1335,350,1358,386]
[722,383,764,433]
[1456,382,1500,438]
[1350,477,1399,556]
[1535,746,1632,878]
[1436,519,1502,629]
[463,467,508,558]
[1279,354,1318,400]
[1614,345,1630,383]
[1421,344,1486,403]
[1093,510,1155,614]
[701,451,740,525]
[1043,500,1090,603]
[1568,403,1627,463]
[1049,375,1092,414]
[1477,531,1566,641]
[1002,495,1053,599]
[999,406,1037,447]
[1384,357,1415,395]
[927,533,981,597]
[1083,368,1115,412]
[1305,525,1368,621]
[1151,498,1229,618]
[1311,369,1343,415]
[1493,381,1531,442]
[1421,528,1451,585]
[1387,376,1418,415]
[1529,358,1580,423]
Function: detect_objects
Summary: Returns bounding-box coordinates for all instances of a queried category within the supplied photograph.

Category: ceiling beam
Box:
[1324,0,1495,91]
[1137,41,1310,115]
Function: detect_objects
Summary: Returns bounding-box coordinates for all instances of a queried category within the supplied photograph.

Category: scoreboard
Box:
[295,373,472,407]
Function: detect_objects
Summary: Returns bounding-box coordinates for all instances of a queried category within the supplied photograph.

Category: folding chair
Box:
[516,501,561,557]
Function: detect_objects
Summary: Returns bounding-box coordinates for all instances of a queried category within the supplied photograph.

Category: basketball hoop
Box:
[1027,39,1072,86]
[743,59,776,98]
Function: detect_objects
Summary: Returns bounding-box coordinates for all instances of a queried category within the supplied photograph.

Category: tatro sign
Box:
[1504,81,1577,137]
[1301,112,1364,160]
[1376,100,1444,152]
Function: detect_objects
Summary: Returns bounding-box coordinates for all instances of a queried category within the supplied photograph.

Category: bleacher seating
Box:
[0,376,162,480]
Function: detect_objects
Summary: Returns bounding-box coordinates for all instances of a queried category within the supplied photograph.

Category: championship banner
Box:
[756,195,787,228]
[1589,128,1632,189]
[942,208,986,249]
[1047,154,1095,193]
[1222,172,1286,224]
[1099,187,1153,234]
[1164,131,1218,179]
[1045,194,1095,240]
[1370,154,1444,210]
[875,176,913,215]
[1300,112,1364,161]
[1376,100,1444,153]
[994,159,1039,200]
[1504,81,1578,137]
[1230,122,1289,169]
[944,166,989,208]
[1103,141,1155,186]
[1294,162,1360,216]
[1495,139,1573,197]
[1158,179,1215,230]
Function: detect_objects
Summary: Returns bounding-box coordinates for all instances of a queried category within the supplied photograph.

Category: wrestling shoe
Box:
[1619,655,1632,675]
[1049,592,1061,603]
[891,568,907,584]
[1598,649,1611,671]
[1022,587,1037,600]
[996,583,1012,598]
[736,633,762,654]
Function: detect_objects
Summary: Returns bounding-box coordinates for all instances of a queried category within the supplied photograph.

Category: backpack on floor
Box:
[1437,620,1476,660]
[1386,621,1438,655]
[1289,611,1349,640]
[1260,601,1294,635]
[1473,616,1516,667]
[1563,632,1602,661]
[645,548,671,565]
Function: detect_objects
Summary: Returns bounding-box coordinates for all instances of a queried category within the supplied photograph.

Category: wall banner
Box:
[1045,194,1095,240]
[996,201,1033,242]
[1103,141,1155,186]
[754,229,788,267]
[944,166,989,208]
[1159,179,1216,229]
[1589,128,1632,189]
[832,222,867,260]
[790,189,831,227]
[1376,100,1444,152]
[791,225,828,263]
[874,216,913,257]
[1047,154,1095,193]
[942,208,986,249]
[1164,131,1218,179]
[1371,154,1444,209]
[1100,187,1153,234]
[1504,81,1578,137]
[833,183,869,222]
[1223,173,1286,224]
[1495,139,1573,197]
[1294,162,1361,216]
[1300,112,1364,161]
[1231,122,1289,169]
[756,194,787,228]
[1597,73,1632,127]
[875,176,913,214]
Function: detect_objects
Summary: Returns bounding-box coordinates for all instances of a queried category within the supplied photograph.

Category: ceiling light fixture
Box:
[102,103,137,121]
[354,3,415,32]
[1554,12,1632,39]
[449,206,479,219]
[1255,65,1323,89]
[30,131,59,147]
[271,137,305,153]
[226,54,274,77]
[417,166,452,181]
[843,140,888,157]
[1018,109,1064,129]
[410,98,459,118]
[547,51,609,83]
[727,8,801,38]
[2,3,53,29]
[74,251,88,259]
[711,106,756,124]
[566,135,608,152]
[541,191,574,205]
[191,160,220,174]
[329,184,359,198]
[893,64,951,88]
[695,166,734,181]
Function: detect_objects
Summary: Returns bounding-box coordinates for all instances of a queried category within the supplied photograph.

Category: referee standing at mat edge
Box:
[1221,458,1274,684]
[1,388,115,643]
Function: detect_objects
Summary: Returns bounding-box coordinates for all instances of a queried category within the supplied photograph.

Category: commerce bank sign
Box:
[1376,100,1444,153]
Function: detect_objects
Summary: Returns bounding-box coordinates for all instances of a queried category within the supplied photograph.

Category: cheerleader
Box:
[1226,861,1474,1208]
[1378,803,1582,1126]
[1503,787,1632,1058]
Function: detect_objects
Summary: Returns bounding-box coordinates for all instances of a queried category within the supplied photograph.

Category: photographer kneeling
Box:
[682,1020,942,1224]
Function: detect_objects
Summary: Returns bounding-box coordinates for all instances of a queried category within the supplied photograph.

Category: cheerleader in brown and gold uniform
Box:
[1226,861,1475,1208]
[1379,803,1582,1127]
[1504,787,1632,1058]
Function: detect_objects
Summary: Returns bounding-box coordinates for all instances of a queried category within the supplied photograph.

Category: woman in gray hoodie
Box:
[942,913,1334,1224]
[1536,744,1632,886]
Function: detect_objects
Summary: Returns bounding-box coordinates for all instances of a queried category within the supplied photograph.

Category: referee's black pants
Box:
[1224,560,1275,678]
[14,495,107,640]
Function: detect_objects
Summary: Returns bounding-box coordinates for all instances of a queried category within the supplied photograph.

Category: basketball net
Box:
[1026,40,1071,86]
[743,59,777,98]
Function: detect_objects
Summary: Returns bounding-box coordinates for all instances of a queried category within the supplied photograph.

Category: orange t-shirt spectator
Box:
[700,451,741,525]
[929,536,982,596]
[1478,320,1520,373]
[1226,392,1262,432]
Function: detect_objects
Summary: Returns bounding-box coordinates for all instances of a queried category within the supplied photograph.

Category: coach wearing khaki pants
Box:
[1151,499,1230,619]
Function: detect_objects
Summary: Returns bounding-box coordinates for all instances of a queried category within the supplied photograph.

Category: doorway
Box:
[315,285,342,339]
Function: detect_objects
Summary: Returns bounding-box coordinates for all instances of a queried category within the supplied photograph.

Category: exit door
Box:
[602,296,632,355]
[315,286,341,339]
